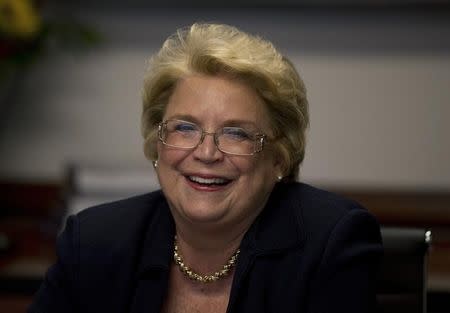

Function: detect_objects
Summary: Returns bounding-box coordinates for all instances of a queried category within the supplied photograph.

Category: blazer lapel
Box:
[226,246,256,313]
[130,198,174,313]
[226,182,306,313]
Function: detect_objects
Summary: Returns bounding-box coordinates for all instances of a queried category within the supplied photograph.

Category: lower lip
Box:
[185,176,231,192]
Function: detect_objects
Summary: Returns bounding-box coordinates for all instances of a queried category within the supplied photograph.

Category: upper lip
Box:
[183,172,234,180]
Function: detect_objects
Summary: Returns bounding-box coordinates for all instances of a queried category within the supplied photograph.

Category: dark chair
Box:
[377,227,432,313]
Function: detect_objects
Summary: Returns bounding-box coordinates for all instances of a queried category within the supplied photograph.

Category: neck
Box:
[174,224,246,275]
[171,212,257,275]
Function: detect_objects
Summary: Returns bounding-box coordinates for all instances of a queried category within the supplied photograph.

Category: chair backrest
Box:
[377,227,431,313]
[63,163,160,216]
[59,163,160,231]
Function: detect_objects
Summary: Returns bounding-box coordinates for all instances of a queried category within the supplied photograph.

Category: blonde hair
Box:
[142,23,309,181]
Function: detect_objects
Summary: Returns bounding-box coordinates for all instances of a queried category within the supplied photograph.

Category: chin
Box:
[180,204,229,225]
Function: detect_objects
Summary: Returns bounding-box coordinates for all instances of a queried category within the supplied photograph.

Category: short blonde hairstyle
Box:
[142,23,309,182]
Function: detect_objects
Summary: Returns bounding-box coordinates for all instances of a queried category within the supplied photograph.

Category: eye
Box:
[171,121,198,133]
[222,127,253,141]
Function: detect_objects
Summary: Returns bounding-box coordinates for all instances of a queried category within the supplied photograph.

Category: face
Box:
[156,74,281,231]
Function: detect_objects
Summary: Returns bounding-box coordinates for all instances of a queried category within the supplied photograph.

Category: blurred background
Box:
[1,0,449,312]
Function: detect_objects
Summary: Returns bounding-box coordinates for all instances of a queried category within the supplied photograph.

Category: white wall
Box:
[1,9,449,190]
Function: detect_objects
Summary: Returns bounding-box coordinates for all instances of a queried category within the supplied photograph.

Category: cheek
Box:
[234,158,278,210]
[156,150,188,188]
[235,154,276,181]
[157,143,189,165]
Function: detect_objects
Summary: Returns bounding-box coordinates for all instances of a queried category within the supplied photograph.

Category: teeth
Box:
[189,176,228,185]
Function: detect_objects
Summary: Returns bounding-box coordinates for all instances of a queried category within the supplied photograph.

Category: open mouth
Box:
[187,175,232,187]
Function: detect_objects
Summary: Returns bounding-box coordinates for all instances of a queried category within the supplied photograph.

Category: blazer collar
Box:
[240,182,305,255]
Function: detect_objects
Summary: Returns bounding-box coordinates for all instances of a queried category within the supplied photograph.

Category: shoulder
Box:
[76,190,165,225]
[63,190,168,250]
[276,182,380,242]
[253,182,380,252]
[278,182,369,219]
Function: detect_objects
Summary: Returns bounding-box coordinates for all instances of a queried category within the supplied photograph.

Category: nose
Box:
[192,132,223,162]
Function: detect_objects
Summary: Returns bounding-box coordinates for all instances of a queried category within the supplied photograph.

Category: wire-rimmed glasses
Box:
[158,119,267,156]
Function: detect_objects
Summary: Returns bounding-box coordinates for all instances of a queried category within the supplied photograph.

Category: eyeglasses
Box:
[158,119,267,156]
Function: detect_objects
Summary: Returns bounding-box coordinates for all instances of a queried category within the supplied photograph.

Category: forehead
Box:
[164,74,271,129]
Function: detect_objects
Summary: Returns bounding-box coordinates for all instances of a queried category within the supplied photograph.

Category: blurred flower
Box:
[0,0,42,38]
[0,0,101,81]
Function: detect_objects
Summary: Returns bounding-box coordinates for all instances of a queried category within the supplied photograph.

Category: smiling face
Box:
[156,74,281,232]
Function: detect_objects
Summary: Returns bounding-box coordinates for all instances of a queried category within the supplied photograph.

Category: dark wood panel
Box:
[334,189,450,226]
[0,182,62,217]
[0,295,32,313]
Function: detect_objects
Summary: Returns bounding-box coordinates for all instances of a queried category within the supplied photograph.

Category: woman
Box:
[29,23,382,313]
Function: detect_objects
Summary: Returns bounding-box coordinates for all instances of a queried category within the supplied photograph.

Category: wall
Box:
[1,8,449,190]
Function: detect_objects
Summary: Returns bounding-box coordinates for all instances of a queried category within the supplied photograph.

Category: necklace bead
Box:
[173,235,240,283]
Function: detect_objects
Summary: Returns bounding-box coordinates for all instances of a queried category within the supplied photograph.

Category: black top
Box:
[28,182,383,313]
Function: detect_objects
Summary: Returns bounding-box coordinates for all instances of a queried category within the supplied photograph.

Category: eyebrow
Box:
[166,114,199,124]
[165,114,261,130]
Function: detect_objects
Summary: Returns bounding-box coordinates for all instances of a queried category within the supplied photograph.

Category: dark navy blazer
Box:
[28,182,383,313]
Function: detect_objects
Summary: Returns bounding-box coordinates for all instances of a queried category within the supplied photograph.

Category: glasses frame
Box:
[158,119,267,156]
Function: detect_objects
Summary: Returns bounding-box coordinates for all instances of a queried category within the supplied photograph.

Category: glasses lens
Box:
[162,120,200,148]
[217,127,257,155]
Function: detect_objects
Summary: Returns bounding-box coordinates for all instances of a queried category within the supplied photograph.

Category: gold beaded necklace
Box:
[173,235,240,283]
